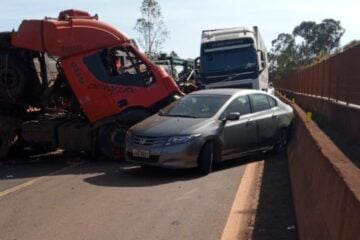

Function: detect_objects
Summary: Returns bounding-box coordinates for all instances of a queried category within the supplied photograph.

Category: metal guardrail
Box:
[274,45,360,106]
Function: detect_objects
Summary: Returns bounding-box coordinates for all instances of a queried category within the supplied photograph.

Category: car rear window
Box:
[268,96,278,108]
[251,94,271,112]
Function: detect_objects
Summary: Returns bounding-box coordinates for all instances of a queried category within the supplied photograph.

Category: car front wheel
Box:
[197,142,215,175]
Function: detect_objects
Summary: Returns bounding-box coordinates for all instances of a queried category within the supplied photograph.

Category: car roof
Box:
[189,88,267,96]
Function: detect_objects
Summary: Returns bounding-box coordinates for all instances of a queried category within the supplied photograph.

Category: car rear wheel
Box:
[274,128,289,153]
[197,142,215,175]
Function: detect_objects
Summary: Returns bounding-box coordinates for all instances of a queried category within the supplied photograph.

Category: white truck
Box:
[198,26,269,91]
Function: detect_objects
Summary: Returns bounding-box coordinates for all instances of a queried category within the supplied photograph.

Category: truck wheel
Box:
[0,55,32,101]
[97,123,127,161]
[197,142,215,175]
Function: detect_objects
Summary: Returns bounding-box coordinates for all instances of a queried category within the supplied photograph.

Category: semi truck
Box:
[197,26,269,90]
[0,9,182,160]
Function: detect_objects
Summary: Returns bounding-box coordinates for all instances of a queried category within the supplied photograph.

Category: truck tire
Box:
[97,123,127,161]
[0,55,33,101]
[96,109,151,161]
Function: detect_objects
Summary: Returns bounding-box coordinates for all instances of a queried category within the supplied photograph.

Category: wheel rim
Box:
[97,124,126,160]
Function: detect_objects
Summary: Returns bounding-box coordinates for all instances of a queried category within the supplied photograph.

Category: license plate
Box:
[132,149,150,158]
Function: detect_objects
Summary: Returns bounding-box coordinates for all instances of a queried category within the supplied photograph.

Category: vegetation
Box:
[269,19,345,80]
[134,0,169,59]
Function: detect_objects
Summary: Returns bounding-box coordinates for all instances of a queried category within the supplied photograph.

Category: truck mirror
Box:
[257,50,266,71]
[261,61,266,68]
[194,57,200,69]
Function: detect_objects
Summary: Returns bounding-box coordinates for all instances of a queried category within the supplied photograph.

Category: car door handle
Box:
[272,114,279,119]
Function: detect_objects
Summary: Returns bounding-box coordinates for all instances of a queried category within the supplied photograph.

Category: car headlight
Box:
[165,134,200,146]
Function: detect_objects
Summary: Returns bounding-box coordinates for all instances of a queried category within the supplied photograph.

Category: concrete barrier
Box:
[277,92,360,240]
[279,90,360,144]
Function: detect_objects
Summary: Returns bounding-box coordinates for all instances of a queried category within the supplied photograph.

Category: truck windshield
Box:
[201,43,258,74]
[83,46,153,87]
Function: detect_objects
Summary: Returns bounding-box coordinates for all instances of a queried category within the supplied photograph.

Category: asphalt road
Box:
[0,156,256,240]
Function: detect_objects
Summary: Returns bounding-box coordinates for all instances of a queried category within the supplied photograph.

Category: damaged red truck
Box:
[0,9,182,160]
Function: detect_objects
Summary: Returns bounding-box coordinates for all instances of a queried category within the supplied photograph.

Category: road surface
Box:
[0,155,259,240]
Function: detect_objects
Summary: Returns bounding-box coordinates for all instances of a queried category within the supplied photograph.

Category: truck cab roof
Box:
[201,27,255,44]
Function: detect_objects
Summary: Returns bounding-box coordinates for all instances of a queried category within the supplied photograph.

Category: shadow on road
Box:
[1,150,270,188]
[251,153,298,240]
[83,164,201,187]
[83,154,265,187]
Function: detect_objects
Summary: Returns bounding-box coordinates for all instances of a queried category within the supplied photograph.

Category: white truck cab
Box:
[199,26,269,91]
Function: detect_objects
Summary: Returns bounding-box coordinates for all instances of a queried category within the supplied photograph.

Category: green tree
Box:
[134,0,169,59]
[268,33,299,80]
[293,19,344,64]
[269,19,345,80]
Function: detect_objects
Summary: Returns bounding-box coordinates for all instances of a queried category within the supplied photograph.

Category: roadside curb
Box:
[221,160,264,240]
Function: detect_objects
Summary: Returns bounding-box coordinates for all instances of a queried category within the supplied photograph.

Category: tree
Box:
[293,19,344,64]
[268,33,299,80]
[269,19,345,80]
[134,0,169,59]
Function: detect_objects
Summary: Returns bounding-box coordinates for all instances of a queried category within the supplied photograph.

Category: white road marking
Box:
[0,162,84,198]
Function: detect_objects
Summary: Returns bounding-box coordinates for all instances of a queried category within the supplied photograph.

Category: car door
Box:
[249,94,281,147]
[220,95,258,159]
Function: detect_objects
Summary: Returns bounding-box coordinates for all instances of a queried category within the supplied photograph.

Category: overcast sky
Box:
[1,0,358,58]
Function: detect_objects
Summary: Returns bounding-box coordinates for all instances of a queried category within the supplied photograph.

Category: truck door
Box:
[62,45,164,122]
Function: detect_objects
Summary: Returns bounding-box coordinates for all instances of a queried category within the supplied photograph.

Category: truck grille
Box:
[133,135,167,146]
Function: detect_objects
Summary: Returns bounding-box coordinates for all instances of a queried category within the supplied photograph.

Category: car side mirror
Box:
[225,112,240,121]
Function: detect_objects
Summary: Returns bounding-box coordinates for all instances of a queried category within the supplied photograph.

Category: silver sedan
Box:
[125,89,294,174]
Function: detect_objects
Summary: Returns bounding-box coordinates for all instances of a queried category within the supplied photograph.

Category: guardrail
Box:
[274,45,360,106]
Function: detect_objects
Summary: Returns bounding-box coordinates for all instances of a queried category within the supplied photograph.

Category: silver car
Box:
[125,89,294,174]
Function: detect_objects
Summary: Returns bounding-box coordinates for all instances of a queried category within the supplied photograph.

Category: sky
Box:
[1,0,359,59]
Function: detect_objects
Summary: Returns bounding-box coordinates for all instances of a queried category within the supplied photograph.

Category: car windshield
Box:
[161,94,230,118]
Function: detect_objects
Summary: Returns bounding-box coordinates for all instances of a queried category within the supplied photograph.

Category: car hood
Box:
[131,114,215,136]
